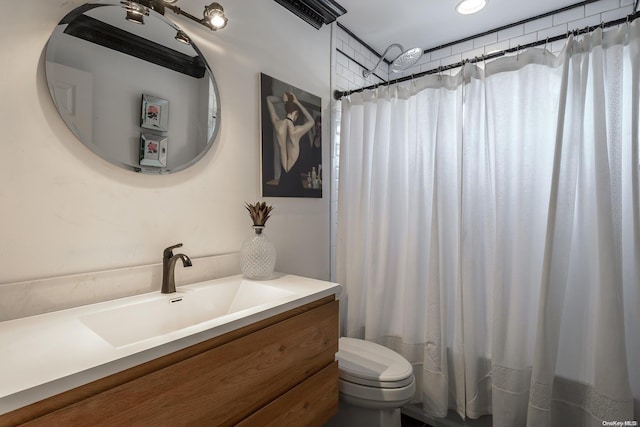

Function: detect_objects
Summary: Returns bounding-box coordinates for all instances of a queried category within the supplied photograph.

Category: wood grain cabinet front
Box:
[3,296,339,427]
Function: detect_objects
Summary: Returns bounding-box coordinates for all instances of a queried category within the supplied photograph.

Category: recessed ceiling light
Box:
[456,0,486,15]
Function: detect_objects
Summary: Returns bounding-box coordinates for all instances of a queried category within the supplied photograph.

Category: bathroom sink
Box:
[80,280,296,348]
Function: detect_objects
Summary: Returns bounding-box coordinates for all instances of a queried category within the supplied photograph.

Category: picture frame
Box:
[141,94,169,132]
[260,73,322,198]
[139,133,168,167]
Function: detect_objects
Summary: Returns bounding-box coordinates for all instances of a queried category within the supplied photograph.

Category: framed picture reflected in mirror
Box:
[141,94,169,132]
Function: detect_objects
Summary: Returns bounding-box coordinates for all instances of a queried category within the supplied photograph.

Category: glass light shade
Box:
[456,0,486,15]
[204,3,228,30]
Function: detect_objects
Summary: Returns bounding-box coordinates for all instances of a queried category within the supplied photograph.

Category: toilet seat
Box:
[337,337,414,384]
[339,375,416,408]
[336,337,415,406]
[339,371,414,388]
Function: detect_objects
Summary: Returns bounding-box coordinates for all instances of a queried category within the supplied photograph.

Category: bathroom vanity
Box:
[0,274,340,426]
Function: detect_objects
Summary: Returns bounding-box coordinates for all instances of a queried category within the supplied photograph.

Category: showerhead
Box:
[362,44,423,78]
[390,47,423,73]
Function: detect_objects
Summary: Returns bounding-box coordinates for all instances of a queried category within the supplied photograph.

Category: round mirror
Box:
[45,1,220,174]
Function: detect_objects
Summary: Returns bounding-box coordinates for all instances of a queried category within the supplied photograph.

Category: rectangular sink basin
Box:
[80,280,296,348]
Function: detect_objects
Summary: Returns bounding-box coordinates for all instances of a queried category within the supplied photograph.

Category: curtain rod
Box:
[334,11,639,100]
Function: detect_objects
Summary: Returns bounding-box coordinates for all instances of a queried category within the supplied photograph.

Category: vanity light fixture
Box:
[456,0,486,15]
[122,0,229,31]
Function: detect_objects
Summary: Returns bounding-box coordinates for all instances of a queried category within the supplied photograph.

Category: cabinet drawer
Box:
[237,361,338,427]
[23,300,338,427]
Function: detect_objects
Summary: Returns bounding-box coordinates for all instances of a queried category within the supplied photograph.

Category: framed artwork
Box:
[139,133,168,167]
[260,73,322,198]
[141,94,169,132]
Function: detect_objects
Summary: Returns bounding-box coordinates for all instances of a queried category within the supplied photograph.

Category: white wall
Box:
[0,1,332,298]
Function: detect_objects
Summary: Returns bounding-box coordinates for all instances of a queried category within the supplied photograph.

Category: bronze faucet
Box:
[161,243,192,294]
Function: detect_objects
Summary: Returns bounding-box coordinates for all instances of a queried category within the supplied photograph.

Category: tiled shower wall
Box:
[329,0,635,281]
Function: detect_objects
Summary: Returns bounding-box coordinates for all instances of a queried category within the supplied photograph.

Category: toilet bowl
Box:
[325,337,415,427]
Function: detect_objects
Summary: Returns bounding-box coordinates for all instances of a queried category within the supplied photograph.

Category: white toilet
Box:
[325,337,416,427]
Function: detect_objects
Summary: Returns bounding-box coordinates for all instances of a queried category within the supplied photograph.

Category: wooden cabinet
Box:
[2,296,339,427]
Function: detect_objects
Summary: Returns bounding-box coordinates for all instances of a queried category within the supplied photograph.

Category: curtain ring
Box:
[516,45,521,61]
[543,36,549,54]
[438,66,443,81]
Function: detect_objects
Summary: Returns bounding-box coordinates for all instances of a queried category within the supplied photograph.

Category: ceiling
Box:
[335,0,585,58]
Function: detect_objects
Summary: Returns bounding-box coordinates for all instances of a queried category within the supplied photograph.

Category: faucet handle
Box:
[163,243,183,259]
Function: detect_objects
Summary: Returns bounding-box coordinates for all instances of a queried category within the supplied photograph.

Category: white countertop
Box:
[0,273,341,415]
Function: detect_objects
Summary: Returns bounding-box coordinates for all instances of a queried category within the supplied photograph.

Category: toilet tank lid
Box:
[336,337,413,383]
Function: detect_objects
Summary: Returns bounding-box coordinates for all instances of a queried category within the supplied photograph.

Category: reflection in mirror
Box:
[45,1,220,174]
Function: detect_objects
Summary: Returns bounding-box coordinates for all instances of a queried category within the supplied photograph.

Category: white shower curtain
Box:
[336,20,640,426]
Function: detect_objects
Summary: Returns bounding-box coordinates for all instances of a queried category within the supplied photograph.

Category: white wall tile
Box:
[498,24,524,41]
[473,32,498,48]
[441,53,463,68]
[524,16,553,33]
[586,0,622,16]
[431,46,453,60]
[484,40,510,55]
[509,32,538,48]
[461,47,484,61]
[538,23,569,40]
[420,60,442,73]
[452,40,474,55]
[342,44,355,59]
[569,14,605,32]
[602,5,634,21]
[336,53,348,68]
[553,7,585,25]
[415,52,432,66]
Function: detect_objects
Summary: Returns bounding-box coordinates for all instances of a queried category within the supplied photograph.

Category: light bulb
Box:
[204,3,228,30]
[210,14,226,28]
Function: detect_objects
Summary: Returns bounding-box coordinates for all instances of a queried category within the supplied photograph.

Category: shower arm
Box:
[362,43,404,78]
